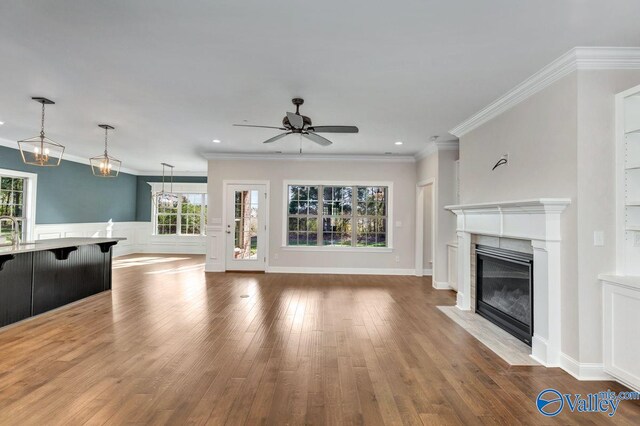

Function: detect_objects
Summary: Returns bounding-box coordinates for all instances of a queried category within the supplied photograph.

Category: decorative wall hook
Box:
[492,154,508,171]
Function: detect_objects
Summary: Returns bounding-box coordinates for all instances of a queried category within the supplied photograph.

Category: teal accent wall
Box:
[0,145,207,224]
[135,175,207,222]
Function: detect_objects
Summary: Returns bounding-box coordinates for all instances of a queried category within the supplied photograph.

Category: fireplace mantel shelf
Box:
[445,198,571,213]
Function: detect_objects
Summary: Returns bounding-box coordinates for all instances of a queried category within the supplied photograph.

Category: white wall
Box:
[423,184,433,272]
[458,68,640,367]
[437,149,459,286]
[459,73,580,360]
[416,146,459,286]
[206,158,417,273]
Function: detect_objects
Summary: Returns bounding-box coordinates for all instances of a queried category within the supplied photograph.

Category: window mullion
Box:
[201,194,205,236]
[177,193,182,236]
[318,185,324,246]
[351,186,356,247]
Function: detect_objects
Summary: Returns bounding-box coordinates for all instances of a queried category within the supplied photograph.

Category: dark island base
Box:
[0,243,117,328]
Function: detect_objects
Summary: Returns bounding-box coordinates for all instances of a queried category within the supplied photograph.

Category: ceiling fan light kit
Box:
[233,98,359,148]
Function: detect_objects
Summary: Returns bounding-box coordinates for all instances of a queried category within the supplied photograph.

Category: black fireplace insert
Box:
[476,245,533,345]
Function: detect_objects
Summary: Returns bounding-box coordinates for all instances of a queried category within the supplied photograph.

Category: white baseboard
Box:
[266,266,416,276]
[433,280,452,290]
[422,268,433,276]
[204,262,225,273]
[560,353,612,381]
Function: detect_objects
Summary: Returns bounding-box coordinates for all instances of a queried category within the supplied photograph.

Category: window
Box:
[286,183,389,248]
[0,169,36,243]
[0,176,26,239]
[155,193,207,236]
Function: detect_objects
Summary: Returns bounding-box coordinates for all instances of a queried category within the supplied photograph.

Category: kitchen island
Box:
[0,238,123,328]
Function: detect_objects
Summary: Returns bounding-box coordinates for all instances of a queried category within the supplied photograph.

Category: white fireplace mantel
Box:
[445,198,571,367]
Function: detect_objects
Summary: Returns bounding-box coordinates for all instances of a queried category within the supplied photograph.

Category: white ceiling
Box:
[0,1,639,173]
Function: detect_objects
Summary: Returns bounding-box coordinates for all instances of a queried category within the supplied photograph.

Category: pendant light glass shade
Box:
[17,97,65,167]
[90,124,121,177]
[153,163,176,206]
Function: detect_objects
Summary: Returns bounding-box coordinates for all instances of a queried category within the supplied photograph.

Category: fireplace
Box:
[476,245,533,345]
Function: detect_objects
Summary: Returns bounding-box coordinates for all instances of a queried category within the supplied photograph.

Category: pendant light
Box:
[17,97,65,167]
[90,124,121,177]
[155,163,177,207]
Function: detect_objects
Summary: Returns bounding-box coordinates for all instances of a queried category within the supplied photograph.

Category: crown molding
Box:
[415,140,459,161]
[136,170,207,177]
[449,47,640,138]
[202,152,416,163]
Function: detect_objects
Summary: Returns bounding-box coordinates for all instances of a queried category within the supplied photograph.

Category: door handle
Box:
[226,231,231,234]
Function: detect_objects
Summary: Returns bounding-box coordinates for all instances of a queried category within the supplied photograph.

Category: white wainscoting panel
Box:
[34,221,206,257]
[205,224,225,272]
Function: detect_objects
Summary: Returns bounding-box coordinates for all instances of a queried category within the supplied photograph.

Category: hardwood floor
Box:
[0,254,638,425]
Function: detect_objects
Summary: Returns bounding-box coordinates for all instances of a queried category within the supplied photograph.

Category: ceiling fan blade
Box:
[303,132,332,146]
[233,124,287,130]
[307,125,359,133]
[286,112,304,129]
[263,132,292,144]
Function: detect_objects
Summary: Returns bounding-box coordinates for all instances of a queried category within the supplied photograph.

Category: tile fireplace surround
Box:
[446,199,571,367]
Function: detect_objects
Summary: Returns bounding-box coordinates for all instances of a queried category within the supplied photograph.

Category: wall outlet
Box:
[635,232,640,247]
[593,231,604,247]
[273,253,279,260]
[395,255,400,263]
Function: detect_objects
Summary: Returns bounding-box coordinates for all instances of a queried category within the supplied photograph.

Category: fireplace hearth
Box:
[476,245,533,345]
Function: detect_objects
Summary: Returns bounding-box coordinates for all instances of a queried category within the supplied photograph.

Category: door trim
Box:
[222,180,270,271]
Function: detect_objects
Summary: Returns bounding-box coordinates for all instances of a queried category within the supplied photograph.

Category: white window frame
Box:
[282,180,394,252]
[149,182,208,237]
[0,168,37,243]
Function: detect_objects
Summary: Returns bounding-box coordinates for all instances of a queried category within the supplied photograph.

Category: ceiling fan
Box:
[233,98,358,146]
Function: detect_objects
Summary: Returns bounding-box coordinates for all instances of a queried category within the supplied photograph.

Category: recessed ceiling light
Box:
[212,139,221,143]
[394,141,403,145]
[0,121,4,126]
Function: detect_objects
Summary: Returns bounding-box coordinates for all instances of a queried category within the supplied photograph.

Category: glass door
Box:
[225,184,267,271]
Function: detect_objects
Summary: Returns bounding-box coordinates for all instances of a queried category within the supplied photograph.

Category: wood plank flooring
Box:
[0,254,638,425]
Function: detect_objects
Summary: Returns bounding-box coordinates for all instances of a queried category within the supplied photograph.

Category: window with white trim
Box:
[154,193,208,236]
[0,176,26,239]
[287,184,388,247]
[0,169,36,243]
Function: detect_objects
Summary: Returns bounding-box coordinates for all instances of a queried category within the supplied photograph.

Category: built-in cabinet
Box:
[602,83,640,391]
[617,84,640,274]
[601,276,640,391]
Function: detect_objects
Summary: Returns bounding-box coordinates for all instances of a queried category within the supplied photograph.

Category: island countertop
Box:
[0,237,126,256]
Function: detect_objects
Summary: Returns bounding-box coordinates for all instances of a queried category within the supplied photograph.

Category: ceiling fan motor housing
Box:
[283,114,312,130]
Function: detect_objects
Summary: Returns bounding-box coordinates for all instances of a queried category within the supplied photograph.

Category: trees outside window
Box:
[287,184,388,248]
[156,193,207,236]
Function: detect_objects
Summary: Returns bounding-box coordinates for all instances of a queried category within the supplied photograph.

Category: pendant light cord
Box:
[104,127,109,156]
[40,102,45,137]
